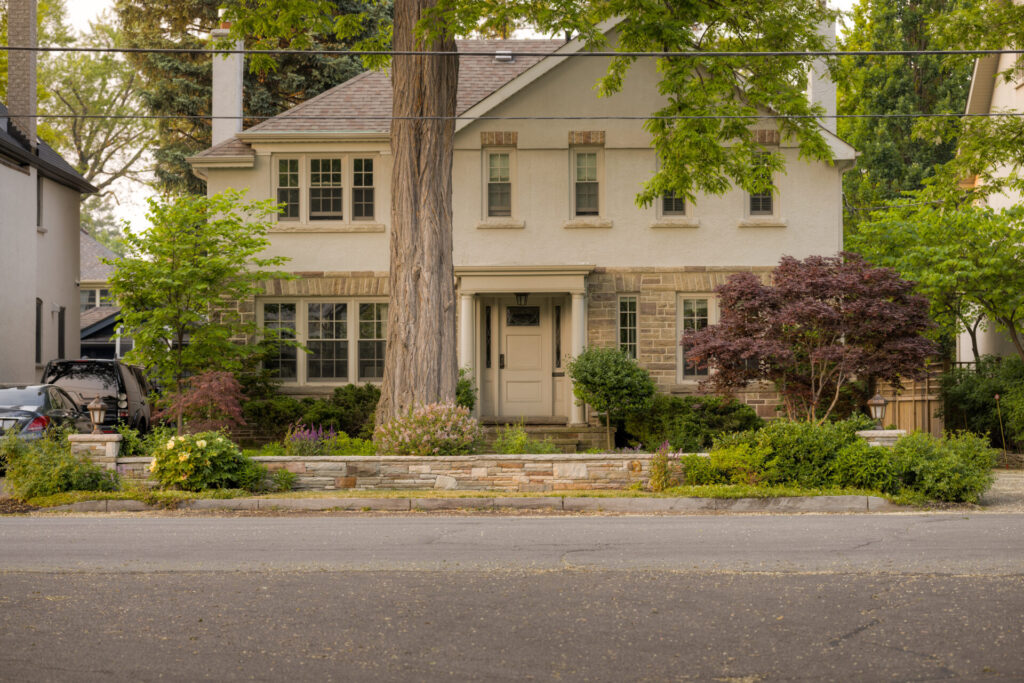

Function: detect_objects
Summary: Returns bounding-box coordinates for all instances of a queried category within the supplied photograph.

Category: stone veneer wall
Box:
[586,266,783,420]
[115,454,657,492]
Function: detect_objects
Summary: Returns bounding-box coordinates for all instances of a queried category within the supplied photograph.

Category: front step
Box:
[481,423,606,454]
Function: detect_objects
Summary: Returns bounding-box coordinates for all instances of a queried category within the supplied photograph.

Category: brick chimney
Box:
[807,14,837,135]
[210,21,244,146]
[7,0,38,149]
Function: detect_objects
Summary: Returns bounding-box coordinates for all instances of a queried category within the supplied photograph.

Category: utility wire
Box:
[5,112,1024,121]
[1,44,1023,58]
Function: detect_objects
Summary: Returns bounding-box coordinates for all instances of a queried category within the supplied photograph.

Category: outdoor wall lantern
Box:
[87,396,106,434]
[867,393,888,429]
[514,293,529,305]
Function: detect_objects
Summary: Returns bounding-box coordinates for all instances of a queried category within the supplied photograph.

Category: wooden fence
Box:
[877,366,944,437]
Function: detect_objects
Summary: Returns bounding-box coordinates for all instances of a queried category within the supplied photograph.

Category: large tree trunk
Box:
[376,0,459,426]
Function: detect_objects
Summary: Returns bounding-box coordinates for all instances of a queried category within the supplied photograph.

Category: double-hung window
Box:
[662,191,686,216]
[678,296,715,380]
[574,151,599,216]
[309,158,343,220]
[277,159,300,220]
[748,152,775,217]
[261,299,387,385]
[274,156,376,223]
[487,152,512,217]
[358,303,387,381]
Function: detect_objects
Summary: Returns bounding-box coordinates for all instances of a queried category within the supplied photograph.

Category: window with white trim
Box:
[677,295,717,381]
[574,150,599,216]
[662,191,686,216]
[487,152,512,217]
[748,152,776,216]
[619,296,637,359]
[273,156,376,224]
[259,299,386,385]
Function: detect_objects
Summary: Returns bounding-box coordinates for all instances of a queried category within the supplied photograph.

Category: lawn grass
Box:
[25,483,924,508]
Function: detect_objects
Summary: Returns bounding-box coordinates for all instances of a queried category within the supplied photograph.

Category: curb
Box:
[41,494,910,514]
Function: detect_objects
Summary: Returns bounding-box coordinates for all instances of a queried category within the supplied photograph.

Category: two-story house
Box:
[189,24,855,426]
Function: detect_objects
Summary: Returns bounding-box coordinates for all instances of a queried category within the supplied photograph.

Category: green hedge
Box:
[675,418,996,503]
[624,394,763,452]
[242,384,380,440]
[939,356,1024,450]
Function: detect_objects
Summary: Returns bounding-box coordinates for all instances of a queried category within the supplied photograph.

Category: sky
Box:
[66,0,860,232]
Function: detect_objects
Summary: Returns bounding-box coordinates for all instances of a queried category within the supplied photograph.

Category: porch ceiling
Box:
[455,265,595,295]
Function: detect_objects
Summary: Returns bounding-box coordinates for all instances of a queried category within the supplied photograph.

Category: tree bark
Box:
[377,0,459,426]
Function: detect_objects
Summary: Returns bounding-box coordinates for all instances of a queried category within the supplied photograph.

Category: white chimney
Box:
[211,22,244,146]
[8,0,37,149]
[807,14,837,135]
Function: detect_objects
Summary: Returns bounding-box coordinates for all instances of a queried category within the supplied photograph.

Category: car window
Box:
[52,388,77,412]
[0,387,47,409]
[42,362,121,401]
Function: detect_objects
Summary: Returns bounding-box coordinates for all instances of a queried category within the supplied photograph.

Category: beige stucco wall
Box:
[0,166,80,383]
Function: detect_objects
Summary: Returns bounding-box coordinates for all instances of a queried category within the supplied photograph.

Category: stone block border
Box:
[43,495,906,513]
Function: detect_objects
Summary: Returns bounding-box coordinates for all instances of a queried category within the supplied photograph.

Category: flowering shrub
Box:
[285,423,337,457]
[374,403,482,456]
[149,431,257,491]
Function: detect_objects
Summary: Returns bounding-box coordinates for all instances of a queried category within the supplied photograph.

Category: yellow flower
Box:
[148,461,157,472]
[197,440,207,449]
[178,453,188,462]
[166,440,175,450]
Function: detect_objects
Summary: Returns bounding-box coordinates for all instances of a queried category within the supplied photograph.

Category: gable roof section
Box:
[0,101,97,193]
[191,39,564,163]
[80,230,118,282]
[966,55,1000,116]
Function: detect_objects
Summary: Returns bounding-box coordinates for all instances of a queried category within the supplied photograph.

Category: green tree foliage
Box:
[106,190,291,431]
[567,347,656,450]
[115,0,391,195]
[836,0,975,233]
[851,203,1024,364]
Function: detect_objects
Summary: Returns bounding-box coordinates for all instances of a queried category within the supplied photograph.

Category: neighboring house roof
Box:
[190,39,563,162]
[80,306,120,337]
[80,230,118,282]
[0,101,97,193]
[965,55,1001,116]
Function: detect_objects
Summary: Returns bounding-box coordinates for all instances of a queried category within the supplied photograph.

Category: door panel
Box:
[499,297,552,417]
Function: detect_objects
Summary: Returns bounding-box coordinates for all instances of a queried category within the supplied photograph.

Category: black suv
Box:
[40,359,153,433]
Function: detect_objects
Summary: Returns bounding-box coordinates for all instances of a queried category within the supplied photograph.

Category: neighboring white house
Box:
[956,52,1024,362]
[79,231,132,360]
[0,0,96,384]
[189,24,855,425]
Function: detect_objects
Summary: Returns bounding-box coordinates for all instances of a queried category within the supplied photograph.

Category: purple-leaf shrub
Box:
[373,403,483,456]
[681,253,938,423]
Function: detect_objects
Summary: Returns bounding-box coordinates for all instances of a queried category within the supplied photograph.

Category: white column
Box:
[570,291,586,425]
[459,293,475,377]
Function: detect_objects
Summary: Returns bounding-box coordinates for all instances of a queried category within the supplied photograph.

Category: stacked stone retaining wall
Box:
[114,454,658,492]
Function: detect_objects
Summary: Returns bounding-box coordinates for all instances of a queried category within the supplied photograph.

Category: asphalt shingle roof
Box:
[80,231,118,282]
[194,39,563,159]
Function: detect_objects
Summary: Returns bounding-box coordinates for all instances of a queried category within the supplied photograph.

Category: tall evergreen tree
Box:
[836,0,975,234]
[115,0,391,195]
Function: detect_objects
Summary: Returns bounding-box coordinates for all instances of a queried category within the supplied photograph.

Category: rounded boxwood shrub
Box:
[830,440,900,494]
[891,431,996,503]
[150,431,258,491]
[373,403,483,456]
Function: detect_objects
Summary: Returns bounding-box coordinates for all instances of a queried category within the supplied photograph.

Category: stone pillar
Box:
[68,434,122,471]
[856,430,906,448]
[570,292,586,425]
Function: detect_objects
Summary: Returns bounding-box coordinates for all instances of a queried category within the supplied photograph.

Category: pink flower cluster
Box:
[373,403,482,456]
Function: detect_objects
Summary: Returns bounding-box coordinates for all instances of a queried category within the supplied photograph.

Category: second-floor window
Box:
[619,296,637,359]
[487,152,512,217]
[662,191,686,216]
[574,151,599,216]
[275,156,376,223]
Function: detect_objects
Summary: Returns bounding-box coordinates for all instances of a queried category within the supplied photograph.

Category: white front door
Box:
[499,297,552,418]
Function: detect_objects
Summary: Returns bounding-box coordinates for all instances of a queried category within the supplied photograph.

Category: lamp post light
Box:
[87,396,107,434]
[867,393,888,430]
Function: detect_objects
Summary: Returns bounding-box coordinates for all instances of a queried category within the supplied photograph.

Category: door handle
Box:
[499,354,505,369]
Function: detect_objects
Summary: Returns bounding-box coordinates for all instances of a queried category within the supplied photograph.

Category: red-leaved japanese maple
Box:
[681,253,938,423]
[153,371,247,434]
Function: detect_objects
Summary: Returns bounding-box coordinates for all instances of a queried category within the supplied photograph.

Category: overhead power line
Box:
[5,112,1024,121]
[0,44,1023,58]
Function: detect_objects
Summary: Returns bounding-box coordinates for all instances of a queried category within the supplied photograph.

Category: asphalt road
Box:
[2,514,1023,681]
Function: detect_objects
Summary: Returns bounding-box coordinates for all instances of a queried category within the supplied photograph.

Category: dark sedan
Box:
[0,384,91,441]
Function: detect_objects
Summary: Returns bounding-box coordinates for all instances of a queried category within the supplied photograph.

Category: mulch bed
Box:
[0,498,37,514]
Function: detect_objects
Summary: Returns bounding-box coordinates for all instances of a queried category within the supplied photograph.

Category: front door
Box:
[499,297,552,418]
